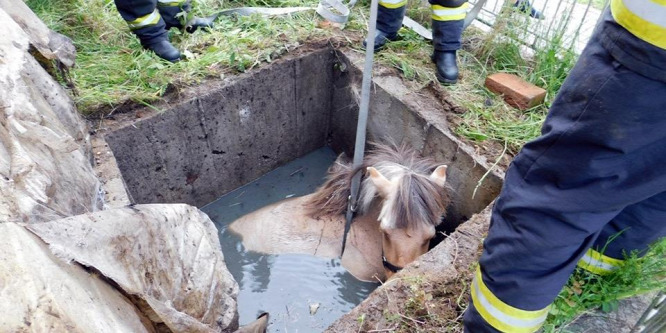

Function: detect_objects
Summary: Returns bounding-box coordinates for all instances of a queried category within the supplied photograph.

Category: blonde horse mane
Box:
[305,143,451,229]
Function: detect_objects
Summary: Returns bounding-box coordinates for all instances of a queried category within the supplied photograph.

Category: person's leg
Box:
[114,0,181,61]
[363,0,407,50]
[156,0,190,30]
[512,0,544,19]
[463,17,666,333]
[429,0,467,84]
[578,192,666,275]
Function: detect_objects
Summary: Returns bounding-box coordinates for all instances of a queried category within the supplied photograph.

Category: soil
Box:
[325,204,492,332]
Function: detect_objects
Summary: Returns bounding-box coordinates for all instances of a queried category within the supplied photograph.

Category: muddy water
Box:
[201,147,378,332]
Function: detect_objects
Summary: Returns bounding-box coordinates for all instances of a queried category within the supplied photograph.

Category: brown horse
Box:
[229,143,451,282]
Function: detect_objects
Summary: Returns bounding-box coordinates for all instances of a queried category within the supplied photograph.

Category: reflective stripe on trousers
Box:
[577,248,624,275]
[127,9,161,30]
[431,2,469,21]
[471,267,549,333]
[611,0,666,49]
[157,0,188,7]
[379,0,407,9]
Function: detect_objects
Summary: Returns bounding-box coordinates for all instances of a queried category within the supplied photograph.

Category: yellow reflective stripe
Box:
[471,266,549,333]
[577,248,623,275]
[431,3,469,21]
[379,0,407,9]
[127,9,161,30]
[157,0,188,7]
[611,0,666,49]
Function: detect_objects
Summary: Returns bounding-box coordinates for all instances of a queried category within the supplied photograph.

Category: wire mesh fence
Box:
[467,0,609,53]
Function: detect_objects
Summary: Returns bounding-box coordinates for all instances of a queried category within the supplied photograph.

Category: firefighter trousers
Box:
[463,9,666,333]
[114,0,190,44]
[377,0,467,51]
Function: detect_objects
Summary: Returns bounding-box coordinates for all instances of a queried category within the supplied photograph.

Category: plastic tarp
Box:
[0,7,101,224]
[27,204,240,332]
[0,223,153,332]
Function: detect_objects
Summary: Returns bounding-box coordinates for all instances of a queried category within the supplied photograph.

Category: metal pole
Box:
[341,0,379,258]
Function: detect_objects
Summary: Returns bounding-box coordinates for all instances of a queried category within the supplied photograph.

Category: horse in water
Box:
[229,143,451,282]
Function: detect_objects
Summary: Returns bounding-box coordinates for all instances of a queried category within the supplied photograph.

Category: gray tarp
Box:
[27,204,240,332]
[0,223,153,332]
[0,6,101,224]
[0,4,240,332]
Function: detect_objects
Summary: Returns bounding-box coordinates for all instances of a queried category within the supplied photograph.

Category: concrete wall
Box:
[106,48,502,226]
[106,49,336,206]
[330,51,503,226]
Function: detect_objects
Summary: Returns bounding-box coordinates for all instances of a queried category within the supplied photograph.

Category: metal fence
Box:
[466,0,609,53]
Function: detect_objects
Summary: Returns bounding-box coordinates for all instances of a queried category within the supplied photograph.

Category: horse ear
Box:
[429,165,448,187]
[367,167,392,197]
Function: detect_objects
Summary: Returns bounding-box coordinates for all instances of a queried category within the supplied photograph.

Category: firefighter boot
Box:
[143,39,181,62]
[431,15,464,84]
[432,50,458,84]
[363,3,406,51]
[113,1,182,62]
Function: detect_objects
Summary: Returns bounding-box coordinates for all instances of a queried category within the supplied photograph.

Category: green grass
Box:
[544,238,666,332]
[448,6,578,154]
[27,0,567,156]
[27,0,331,115]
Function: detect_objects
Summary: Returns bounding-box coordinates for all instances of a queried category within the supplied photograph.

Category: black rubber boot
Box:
[431,18,463,85]
[143,39,182,62]
[362,4,406,51]
[513,0,544,19]
[362,30,399,51]
[432,51,458,84]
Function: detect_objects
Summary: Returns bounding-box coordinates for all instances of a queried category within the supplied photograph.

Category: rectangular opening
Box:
[105,47,501,231]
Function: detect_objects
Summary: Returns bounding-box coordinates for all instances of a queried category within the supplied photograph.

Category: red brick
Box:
[484,73,546,110]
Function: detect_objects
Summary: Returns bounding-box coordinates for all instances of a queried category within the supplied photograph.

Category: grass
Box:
[27,0,569,155]
[380,274,471,332]
[27,0,331,115]
[357,1,580,155]
[544,238,666,332]
[447,5,579,154]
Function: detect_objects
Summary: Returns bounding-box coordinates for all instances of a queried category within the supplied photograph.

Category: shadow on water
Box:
[201,147,379,332]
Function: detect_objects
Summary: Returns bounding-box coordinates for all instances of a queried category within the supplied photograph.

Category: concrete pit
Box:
[102,47,504,330]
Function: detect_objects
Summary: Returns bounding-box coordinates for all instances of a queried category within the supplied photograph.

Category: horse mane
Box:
[304,153,355,218]
[304,143,451,229]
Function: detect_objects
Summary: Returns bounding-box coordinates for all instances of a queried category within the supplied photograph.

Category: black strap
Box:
[340,201,355,257]
[340,168,363,257]
[340,0,379,258]
[382,254,403,273]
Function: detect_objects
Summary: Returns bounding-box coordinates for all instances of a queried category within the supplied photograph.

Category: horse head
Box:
[304,143,451,280]
[361,145,450,280]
